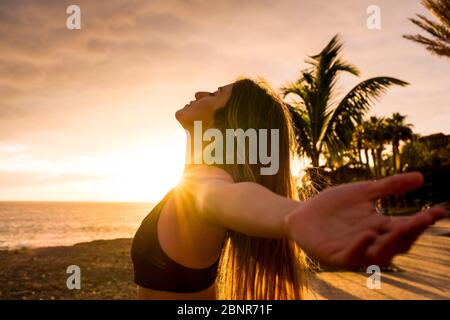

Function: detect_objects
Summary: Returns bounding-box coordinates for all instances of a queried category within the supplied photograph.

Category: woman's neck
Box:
[183,129,207,171]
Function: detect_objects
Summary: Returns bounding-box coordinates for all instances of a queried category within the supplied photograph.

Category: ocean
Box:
[0,201,155,250]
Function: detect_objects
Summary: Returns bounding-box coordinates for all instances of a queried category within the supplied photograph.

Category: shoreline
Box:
[0,237,134,253]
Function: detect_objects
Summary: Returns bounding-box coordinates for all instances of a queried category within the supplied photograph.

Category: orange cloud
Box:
[0,0,448,201]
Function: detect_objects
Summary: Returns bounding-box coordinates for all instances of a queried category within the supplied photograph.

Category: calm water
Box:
[0,201,155,250]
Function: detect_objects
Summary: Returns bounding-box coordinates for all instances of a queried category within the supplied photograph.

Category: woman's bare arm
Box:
[181,165,300,238]
[198,180,300,238]
[187,167,448,268]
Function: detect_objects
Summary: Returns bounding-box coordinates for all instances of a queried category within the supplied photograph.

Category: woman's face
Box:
[175,84,233,130]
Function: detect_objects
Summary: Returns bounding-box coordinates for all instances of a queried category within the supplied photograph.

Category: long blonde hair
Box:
[212,78,309,299]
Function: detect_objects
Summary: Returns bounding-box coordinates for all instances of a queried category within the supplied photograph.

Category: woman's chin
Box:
[175,109,188,128]
[175,108,183,121]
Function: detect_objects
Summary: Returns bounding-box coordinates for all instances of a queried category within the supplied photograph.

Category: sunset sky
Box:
[0,0,449,202]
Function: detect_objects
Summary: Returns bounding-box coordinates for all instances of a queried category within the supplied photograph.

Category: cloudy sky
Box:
[0,0,449,202]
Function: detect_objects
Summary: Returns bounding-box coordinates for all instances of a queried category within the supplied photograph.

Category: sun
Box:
[97,130,307,203]
[100,130,186,203]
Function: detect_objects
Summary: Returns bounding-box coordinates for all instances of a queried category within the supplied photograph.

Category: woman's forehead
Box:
[220,83,233,92]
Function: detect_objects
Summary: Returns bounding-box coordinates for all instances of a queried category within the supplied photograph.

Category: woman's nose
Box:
[195,91,208,100]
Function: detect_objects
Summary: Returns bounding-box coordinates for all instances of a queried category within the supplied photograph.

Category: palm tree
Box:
[283,35,409,168]
[400,134,428,170]
[352,125,365,167]
[403,0,450,58]
[385,113,413,173]
[360,121,373,171]
[363,116,391,179]
[351,123,373,171]
[353,121,373,172]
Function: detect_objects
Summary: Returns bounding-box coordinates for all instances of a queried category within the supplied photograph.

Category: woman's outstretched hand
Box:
[284,172,448,269]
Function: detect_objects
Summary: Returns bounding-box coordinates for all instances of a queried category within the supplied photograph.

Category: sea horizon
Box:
[0,201,156,251]
[0,200,156,204]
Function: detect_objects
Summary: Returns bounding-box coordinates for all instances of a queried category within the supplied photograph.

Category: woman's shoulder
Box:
[171,165,234,207]
[181,165,234,183]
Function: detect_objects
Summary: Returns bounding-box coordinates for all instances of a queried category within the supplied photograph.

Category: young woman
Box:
[131,78,447,300]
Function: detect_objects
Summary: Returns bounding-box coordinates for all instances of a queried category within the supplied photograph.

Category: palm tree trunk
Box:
[376,147,383,178]
[370,148,377,178]
[364,148,370,168]
[392,140,399,173]
[394,145,400,173]
[310,150,320,168]
[357,146,363,167]
[392,143,397,174]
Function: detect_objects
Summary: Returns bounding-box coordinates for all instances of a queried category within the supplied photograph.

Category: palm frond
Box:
[404,0,450,58]
[329,77,409,131]
[287,104,314,157]
[403,33,450,56]
[422,0,450,27]
[283,35,409,169]
[408,14,450,43]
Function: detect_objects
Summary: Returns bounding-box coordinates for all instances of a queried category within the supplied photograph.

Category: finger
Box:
[379,226,427,264]
[339,231,377,268]
[404,206,448,228]
[366,207,441,266]
[378,206,447,233]
[325,172,424,205]
[427,205,449,222]
[387,211,436,253]
[353,213,389,234]
[394,220,431,253]
[366,224,411,267]
[366,172,424,201]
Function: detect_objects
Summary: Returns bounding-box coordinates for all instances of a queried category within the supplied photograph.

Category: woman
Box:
[131,78,447,300]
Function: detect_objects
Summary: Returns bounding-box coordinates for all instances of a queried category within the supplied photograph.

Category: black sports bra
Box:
[131,188,220,293]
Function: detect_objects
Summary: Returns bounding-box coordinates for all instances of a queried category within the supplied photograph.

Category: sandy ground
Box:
[1,219,449,300]
[306,218,450,300]
[0,238,136,300]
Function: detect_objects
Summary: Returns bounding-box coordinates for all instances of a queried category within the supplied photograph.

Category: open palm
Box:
[285,172,448,269]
